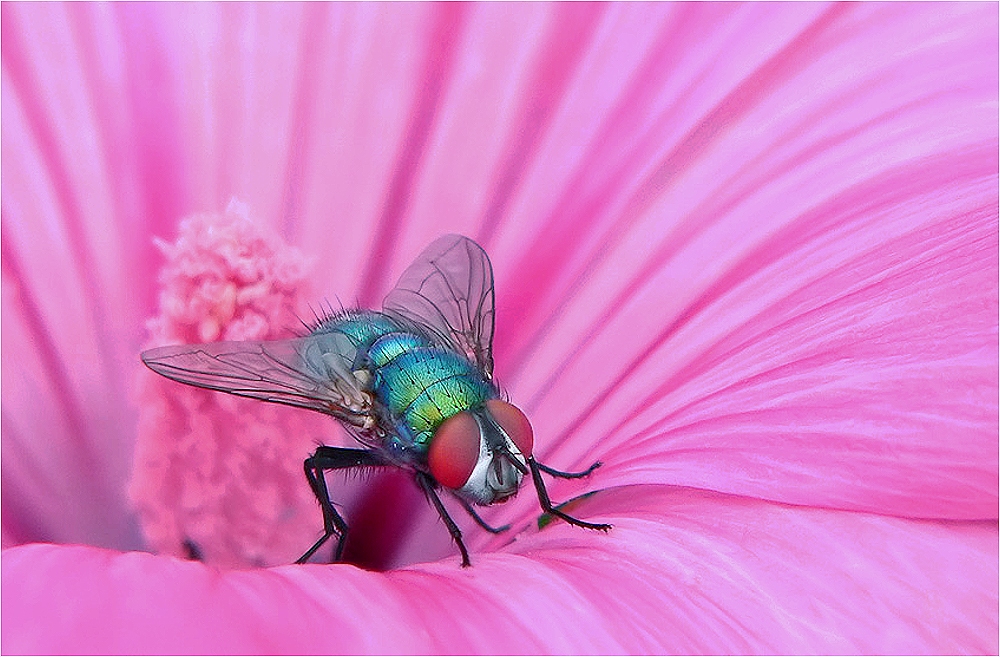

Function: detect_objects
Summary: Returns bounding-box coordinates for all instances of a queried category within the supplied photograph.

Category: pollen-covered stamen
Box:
[428,411,480,489]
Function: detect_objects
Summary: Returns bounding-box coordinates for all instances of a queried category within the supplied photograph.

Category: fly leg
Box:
[297,446,387,564]
[527,456,611,532]
[451,493,511,534]
[534,459,602,479]
[416,472,472,567]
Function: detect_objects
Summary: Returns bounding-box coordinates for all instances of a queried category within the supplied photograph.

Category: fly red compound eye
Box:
[429,411,481,489]
[485,399,533,458]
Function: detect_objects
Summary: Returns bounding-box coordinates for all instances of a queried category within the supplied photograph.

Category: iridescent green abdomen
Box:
[372,342,494,458]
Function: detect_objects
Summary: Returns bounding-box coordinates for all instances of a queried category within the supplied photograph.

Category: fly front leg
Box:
[527,456,611,532]
[451,493,511,534]
[416,472,472,567]
[534,459,602,479]
[297,446,388,564]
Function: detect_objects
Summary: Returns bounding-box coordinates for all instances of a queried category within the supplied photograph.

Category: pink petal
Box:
[4,487,996,654]
[512,142,998,522]
[2,3,996,652]
[2,22,144,548]
[488,3,998,523]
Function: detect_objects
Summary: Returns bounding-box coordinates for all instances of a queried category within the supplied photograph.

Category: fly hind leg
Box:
[296,446,388,564]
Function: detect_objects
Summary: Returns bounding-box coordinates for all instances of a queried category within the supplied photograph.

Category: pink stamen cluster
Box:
[130,202,331,568]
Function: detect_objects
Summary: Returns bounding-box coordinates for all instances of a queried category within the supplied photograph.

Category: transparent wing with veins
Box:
[382,234,496,379]
[141,333,374,429]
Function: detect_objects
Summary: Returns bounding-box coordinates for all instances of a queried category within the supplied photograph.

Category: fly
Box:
[141,234,610,567]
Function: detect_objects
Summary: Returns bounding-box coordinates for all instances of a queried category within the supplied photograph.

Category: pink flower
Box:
[3,2,997,653]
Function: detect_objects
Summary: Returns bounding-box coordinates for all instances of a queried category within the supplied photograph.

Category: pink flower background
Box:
[2,2,997,654]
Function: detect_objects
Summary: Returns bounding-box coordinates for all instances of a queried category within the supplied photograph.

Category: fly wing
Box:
[141,333,372,425]
[382,234,495,378]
